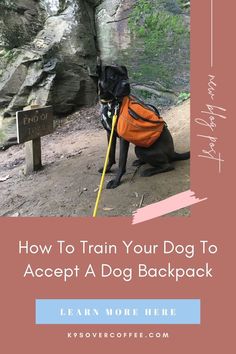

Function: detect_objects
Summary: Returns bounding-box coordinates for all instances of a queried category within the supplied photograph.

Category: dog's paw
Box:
[106,179,120,189]
[132,159,145,167]
[140,168,157,177]
[141,165,174,177]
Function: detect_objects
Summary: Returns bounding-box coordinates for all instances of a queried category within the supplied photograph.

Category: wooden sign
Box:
[16,106,53,144]
[16,106,54,174]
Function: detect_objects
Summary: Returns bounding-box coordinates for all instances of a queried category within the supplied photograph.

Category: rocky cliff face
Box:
[0,0,190,147]
[0,1,98,114]
[95,0,136,62]
[0,0,99,145]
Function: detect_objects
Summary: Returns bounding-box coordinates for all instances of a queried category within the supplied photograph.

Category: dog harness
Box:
[101,101,120,132]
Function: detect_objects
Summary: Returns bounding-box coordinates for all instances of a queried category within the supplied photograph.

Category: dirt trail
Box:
[0,100,190,217]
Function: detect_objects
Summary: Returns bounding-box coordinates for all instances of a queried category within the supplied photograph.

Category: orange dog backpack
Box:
[117,95,165,148]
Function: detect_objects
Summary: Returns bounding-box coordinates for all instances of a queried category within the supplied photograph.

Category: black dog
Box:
[98,65,190,189]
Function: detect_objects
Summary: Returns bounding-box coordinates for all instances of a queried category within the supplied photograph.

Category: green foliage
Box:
[177,0,190,9]
[0,48,16,61]
[128,0,190,90]
[1,23,31,49]
[177,91,190,104]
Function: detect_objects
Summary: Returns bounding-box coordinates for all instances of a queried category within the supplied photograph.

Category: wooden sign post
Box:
[16,106,54,175]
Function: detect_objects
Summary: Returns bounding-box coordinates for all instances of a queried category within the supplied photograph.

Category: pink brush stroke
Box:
[132,190,207,224]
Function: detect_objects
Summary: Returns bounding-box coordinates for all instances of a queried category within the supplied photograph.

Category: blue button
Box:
[36,299,200,324]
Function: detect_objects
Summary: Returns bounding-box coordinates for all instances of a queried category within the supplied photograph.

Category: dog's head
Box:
[97,65,130,102]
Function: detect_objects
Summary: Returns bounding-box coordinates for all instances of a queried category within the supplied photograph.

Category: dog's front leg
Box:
[99,131,117,173]
[106,138,129,189]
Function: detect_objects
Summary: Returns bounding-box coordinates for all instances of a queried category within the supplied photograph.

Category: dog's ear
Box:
[103,65,112,79]
[104,65,113,73]
[120,66,128,78]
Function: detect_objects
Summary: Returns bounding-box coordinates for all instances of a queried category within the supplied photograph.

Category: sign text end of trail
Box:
[16,106,54,175]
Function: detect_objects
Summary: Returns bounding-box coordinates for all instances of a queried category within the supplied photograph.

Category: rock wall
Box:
[0,0,99,145]
[95,0,136,62]
[0,0,190,147]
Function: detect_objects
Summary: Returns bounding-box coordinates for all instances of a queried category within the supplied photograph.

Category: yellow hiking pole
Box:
[93,107,118,217]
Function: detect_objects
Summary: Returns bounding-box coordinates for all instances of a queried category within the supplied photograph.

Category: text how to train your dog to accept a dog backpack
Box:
[117,95,165,148]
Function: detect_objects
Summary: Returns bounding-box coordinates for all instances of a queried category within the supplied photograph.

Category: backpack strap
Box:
[129,95,160,116]
[146,104,160,116]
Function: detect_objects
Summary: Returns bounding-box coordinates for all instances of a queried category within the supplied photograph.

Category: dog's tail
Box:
[172,151,190,161]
